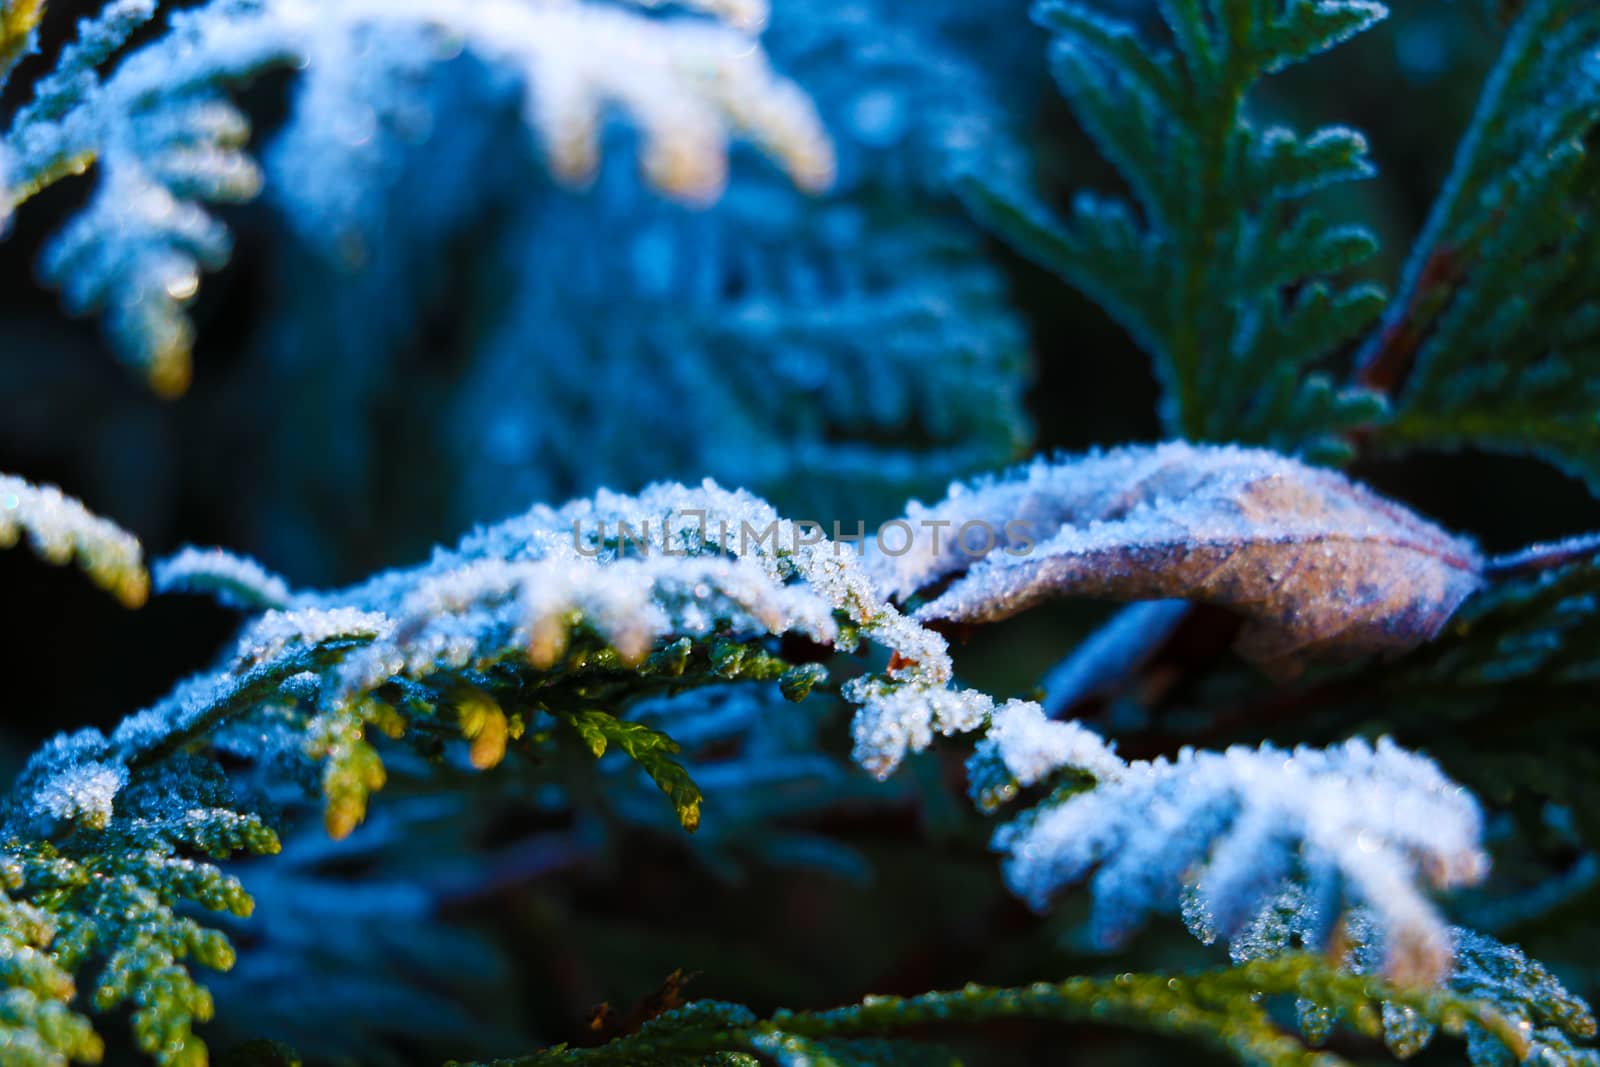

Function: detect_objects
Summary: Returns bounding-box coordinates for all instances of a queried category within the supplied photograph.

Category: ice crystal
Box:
[978,699,1124,789]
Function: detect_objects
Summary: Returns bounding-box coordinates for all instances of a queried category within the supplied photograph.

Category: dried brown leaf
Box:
[878,443,1483,675]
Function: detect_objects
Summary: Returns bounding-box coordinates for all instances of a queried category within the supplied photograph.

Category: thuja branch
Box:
[1349,0,1541,394]
[478,957,1533,1067]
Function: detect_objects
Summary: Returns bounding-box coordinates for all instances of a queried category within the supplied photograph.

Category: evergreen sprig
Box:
[1359,0,1600,492]
[0,0,834,395]
[463,955,1554,1067]
[0,472,148,608]
[3,467,1553,1066]
[964,0,1600,489]
[0,479,963,1065]
[960,0,1389,459]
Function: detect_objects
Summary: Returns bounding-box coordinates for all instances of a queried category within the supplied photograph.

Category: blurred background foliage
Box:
[4,1,1600,1064]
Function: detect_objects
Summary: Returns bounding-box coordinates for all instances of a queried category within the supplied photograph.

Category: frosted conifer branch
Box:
[1220,888,1600,1065]
[155,546,296,611]
[979,705,1485,985]
[2,0,834,393]
[19,478,966,845]
[0,472,149,607]
[0,467,1530,1060]
[0,475,978,1062]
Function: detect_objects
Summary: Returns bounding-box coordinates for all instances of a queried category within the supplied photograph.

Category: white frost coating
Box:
[0,472,148,606]
[984,700,1124,786]
[40,477,967,782]
[505,483,965,777]
[308,483,960,777]
[145,478,960,773]
[11,728,127,832]
[32,761,129,830]
[263,0,833,202]
[331,552,839,701]
[232,607,391,670]
[867,443,1200,599]
[156,545,297,610]
[846,681,993,779]
[881,442,1482,674]
[994,736,1486,983]
[869,442,1479,612]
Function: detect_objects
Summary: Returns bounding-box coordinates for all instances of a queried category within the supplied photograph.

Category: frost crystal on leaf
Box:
[845,681,992,780]
[30,760,127,831]
[881,442,1483,674]
[15,729,126,831]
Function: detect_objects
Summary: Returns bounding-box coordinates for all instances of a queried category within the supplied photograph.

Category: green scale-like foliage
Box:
[962,0,1389,459]
[1360,1,1600,490]
[965,0,1600,486]
[7,3,1600,1066]
[1,752,277,1067]
[460,954,1585,1067]
[0,479,968,1065]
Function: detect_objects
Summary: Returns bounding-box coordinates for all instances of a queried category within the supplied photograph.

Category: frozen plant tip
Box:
[976,703,1486,986]
[1220,889,1600,1065]
[155,546,295,611]
[0,472,148,606]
